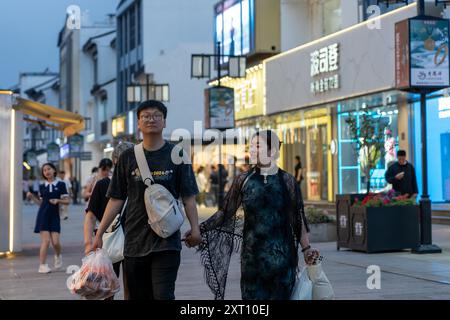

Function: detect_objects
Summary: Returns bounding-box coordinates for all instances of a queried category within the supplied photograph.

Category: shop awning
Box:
[13,97,85,136]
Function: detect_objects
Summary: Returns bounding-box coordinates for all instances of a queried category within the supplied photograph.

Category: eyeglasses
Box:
[140,113,164,122]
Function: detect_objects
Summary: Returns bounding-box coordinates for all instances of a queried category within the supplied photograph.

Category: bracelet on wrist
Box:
[301,245,311,253]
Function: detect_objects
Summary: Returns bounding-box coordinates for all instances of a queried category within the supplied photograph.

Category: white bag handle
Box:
[134,143,155,187]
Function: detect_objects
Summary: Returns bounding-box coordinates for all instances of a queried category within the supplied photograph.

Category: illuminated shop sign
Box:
[215,0,254,63]
[310,43,340,95]
[112,116,126,137]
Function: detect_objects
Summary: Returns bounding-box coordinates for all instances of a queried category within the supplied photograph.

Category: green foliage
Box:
[305,206,333,224]
[345,111,388,193]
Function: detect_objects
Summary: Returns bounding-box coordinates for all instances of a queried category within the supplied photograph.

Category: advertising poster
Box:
[410,18,450,87]
[68,134,83,154]
[395,20,410,89]
[208,86,235,130]
[215,0,253,63]
[47,143,60,163]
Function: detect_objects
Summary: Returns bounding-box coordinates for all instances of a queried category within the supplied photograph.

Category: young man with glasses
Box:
[92,100,202,300]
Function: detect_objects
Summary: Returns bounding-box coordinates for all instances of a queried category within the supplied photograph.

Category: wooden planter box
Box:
[336,194,420,253]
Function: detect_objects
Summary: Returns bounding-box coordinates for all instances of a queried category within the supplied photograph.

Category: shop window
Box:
[413,97,450,202]
[337,103,399,194]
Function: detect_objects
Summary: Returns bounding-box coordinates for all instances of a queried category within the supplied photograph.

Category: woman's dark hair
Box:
[41,163,57,180]
[251,130,282,159]
[98,158,113,170]
[295,156,301,162]
[137,100,168,119]
[91,167,99,174]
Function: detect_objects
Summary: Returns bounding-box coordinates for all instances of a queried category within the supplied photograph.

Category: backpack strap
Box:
[134,143,155,187]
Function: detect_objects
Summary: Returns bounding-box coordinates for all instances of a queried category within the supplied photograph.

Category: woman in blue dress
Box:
[27,163,70,274]
[185,130,320,300]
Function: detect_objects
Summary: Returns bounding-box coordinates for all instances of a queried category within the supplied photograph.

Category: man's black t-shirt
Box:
[86,177,110,222]
[106,141,199,258]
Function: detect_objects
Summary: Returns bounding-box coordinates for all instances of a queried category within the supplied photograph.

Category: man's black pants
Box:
[124,250,180,300]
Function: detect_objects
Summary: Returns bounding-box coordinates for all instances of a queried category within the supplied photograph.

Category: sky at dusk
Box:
[0,0,117,88]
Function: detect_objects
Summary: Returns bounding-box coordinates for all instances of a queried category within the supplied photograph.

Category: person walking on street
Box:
[385,150,419,199]
[71,177,80,205]
[57,170,72,220]
[185,130,319,300]
[91,100,202,300]
[294,155,304,185]
[84,155,130,300]
[27,163,70,274]
[195,166,208,208]
[83,167,99,203]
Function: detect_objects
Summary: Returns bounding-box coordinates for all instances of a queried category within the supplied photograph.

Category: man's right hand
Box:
[395,172,405,180]
[91,235,103,252]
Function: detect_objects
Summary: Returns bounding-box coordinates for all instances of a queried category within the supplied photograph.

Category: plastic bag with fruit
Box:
[68,249,120,300]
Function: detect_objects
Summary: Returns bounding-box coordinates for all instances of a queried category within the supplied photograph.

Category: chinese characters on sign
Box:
[310,43,340,95]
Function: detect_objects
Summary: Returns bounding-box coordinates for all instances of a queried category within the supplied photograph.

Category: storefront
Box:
[413,94,450,203]
[263,3,419,202]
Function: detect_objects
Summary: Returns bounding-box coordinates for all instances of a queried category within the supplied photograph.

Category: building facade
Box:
[58,12,116,185]
[210,0,450,204]
[116,0,217,143]
[15,71,60,179]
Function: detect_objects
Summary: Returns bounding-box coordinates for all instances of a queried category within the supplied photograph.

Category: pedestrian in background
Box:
[71,177,80,204]
[385,150,419,199]
[83,167,99,203]
[294,155,304,186]
[57,170,72,220]
[27,163,70,274]
[195,166,208,208]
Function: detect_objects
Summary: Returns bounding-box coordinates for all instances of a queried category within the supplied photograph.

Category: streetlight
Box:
[191,42,247,209]
[127,74,170,103]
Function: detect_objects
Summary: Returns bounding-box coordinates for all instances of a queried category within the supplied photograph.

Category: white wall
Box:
[142,0,215,139]
[281,0,310,51]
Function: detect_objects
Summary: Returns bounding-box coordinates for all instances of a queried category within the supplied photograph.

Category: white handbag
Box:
[291,256,335,300]
[291,267,312,300]
[102,199,127,264]
[307,262,335,300]
[134,143,185,238]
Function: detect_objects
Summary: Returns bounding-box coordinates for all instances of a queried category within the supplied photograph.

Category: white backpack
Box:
[134,143,185,238]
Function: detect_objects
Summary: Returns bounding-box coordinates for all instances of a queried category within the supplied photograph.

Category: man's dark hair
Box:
[59,170,65,174]
[137,100,167,119]
[397,150,406,157]
[98,158,113,170]
[295,156,301,162]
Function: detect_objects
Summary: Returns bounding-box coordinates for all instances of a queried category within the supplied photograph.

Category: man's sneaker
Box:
[54,255,63,270]
[38,264,51,274]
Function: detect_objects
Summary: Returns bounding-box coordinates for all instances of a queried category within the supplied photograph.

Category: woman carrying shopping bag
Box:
[84,142,134,299]
[185,130,320,300]
[27,163,70,274]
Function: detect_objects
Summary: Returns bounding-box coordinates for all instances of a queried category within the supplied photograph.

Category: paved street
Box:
[1,203,450,300]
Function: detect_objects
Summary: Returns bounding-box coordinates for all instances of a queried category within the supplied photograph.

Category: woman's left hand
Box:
[303,248,320,265]
[49,199,59,205]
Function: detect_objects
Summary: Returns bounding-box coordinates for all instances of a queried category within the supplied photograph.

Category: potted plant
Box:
[305,206,336,243]
[338,190,420,253]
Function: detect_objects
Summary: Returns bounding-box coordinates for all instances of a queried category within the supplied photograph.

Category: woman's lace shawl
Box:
[198,168,310,300]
